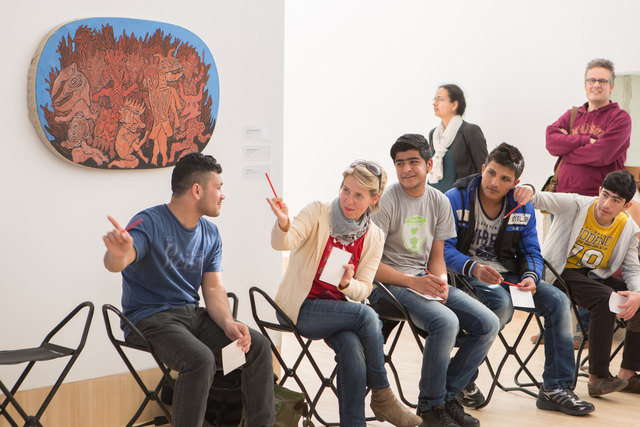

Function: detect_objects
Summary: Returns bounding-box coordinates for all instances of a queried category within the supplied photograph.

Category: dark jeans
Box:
[127,305,275,427]
[560,269,640,377]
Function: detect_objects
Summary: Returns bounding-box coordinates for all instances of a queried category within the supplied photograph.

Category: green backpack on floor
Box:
[240,383,314,427]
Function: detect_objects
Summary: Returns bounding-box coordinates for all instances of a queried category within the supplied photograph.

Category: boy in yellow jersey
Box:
[519,170,640,398]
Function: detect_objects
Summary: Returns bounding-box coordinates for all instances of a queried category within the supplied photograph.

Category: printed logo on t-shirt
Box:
[402,216,428,254]
[162,237,204,272]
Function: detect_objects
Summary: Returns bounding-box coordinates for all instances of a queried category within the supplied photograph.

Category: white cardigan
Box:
[271,201,385,323]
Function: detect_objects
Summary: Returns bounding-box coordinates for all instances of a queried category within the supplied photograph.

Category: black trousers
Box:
[559,268,640,377]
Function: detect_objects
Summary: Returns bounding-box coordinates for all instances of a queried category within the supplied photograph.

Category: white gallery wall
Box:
[3,0,640,393]
[284,0,640,215]
[0,1,284,389]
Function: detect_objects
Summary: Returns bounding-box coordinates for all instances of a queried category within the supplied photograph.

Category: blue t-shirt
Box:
[121,204,222,335]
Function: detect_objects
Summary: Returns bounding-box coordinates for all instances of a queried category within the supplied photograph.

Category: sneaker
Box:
[456,381,485,408]
[588,375,628,397]
[620,373,640,394]
[530,333,544,344]
[419,404,460,427]
[573,332,588,350]
[536,387,595,416]
[445,399,479,427]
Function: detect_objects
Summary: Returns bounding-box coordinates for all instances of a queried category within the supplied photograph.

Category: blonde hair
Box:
[341,160,387,213]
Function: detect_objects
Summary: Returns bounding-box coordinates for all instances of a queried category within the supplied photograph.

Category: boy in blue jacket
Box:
[444,143,594,416]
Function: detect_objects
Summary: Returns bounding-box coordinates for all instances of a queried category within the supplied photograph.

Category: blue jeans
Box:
[127,305,276,427]
[292,298,389,427]
[465,272,576,389]
[369,285,499,412]
[576,306,590,335]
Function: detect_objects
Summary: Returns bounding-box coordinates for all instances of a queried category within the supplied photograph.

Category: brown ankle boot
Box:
[370,387,422,427]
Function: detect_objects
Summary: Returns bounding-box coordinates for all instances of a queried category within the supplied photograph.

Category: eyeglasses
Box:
[350,159,382,190]
[432,96,449,103]
[585,78,609,86]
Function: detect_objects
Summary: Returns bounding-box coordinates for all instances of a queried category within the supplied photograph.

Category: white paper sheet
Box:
[509,286,535,308]
[407,287,443,301]
[609,292,628,314]
[222,339,246,376]
[318,246,353,286]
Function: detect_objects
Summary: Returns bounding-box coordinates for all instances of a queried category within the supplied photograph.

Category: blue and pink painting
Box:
[28,17,219,169]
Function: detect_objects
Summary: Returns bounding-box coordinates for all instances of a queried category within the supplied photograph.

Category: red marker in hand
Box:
[125,218,143,232]
[425,269,447,290]
[504,204,522,219]
[265,173,283,209]
[502,280,522,288]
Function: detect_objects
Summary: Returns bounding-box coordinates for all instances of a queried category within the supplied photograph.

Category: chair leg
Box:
[382,322,418,408]
[476,313,543,409]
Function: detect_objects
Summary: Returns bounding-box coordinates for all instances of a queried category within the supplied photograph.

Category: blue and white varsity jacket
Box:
[444,174,543,283]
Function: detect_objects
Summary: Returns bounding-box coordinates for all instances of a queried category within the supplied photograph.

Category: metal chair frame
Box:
[249,286,377,426]
[370,280,427,408]
[543,259,628,379]
[449,273,544,407]
[102,293,238,427]
[0,301,94,427]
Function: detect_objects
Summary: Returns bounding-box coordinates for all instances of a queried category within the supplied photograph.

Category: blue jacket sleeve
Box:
[443,188,477,275]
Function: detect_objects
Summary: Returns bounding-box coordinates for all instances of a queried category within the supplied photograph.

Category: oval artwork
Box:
[28,18,219,169]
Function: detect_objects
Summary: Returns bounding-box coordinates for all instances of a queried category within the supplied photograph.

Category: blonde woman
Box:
[267,160,420,427]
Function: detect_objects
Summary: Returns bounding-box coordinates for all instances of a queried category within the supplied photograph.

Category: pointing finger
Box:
[107,215,124,232]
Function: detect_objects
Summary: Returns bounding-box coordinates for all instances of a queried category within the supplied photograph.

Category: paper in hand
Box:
[318,246,353,286]
[408,287,443,301]
[609,292,628,314]
[509,286,535,308]
[222,339,246,375]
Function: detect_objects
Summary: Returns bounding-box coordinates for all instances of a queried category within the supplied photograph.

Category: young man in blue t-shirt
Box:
[103,153,275,427]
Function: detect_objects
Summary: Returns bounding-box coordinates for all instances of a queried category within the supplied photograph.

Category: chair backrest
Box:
[249,286,297,332]
[102,304,154,351]
[372,281,428,344]
[42,301,94,356]
[371,280,412,321]
[228,292,238,319]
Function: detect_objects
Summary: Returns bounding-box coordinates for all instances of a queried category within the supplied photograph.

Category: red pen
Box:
[502,280,522,288]
[425,269,447,290]
[124,218,143,232]
[504,204,522,219]
[265,173,283,209]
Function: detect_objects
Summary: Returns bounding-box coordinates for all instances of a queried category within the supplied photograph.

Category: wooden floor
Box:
[280,311,637,426]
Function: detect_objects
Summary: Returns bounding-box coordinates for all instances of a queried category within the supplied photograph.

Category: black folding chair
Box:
[0,301,94,427]
[449,273,544,407]
[543,259,628,378]
[370,280,427,408]
[102,293,238,427]
[249,286,373,426]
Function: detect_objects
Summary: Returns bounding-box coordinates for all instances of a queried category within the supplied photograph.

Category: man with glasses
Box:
[368,134,500,427]
[546,58,631,197]
[545,58,632,360]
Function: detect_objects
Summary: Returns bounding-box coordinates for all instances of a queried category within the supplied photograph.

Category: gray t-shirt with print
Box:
[372,183,456,276]
[468,194,508,273]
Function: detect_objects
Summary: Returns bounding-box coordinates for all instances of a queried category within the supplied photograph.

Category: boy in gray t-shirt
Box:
[368,133,499,427]
[374,182,456,276]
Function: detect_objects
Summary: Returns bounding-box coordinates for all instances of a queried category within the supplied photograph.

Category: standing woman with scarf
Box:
[266,161,421,427]
[428,84,488,193]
